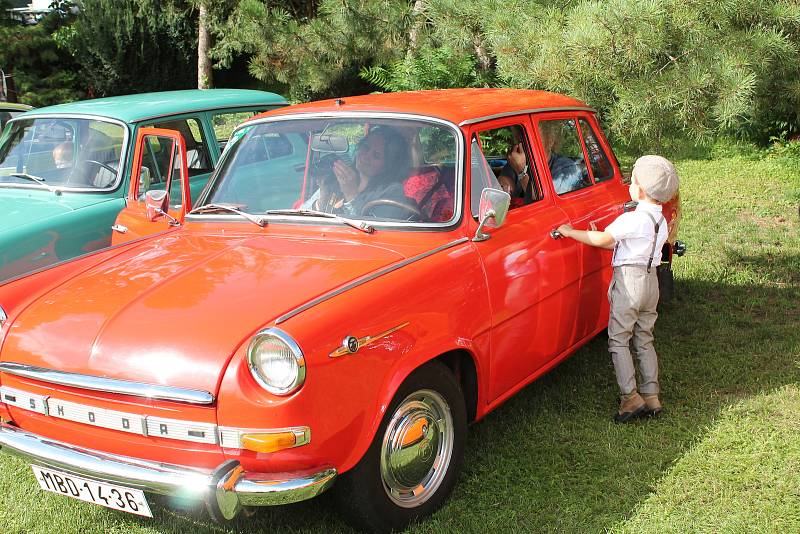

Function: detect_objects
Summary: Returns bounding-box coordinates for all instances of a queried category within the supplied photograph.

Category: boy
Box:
[557,155,679,423]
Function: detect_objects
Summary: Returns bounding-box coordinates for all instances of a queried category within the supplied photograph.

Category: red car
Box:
[0,89,682,532]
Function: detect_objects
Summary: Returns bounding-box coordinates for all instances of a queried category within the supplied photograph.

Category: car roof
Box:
[254,88,592,126]
[0,102,33,112]
[23,89,287,124]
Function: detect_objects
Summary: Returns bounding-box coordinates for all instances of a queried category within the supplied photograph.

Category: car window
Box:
[578,119,613,182]
[537,119,592,195]
[212,111,260,149]
[205,117,458,224]
[470,135,503,217]
[475,124,541,209]
[0,117,124,190]
[150,118,211,175]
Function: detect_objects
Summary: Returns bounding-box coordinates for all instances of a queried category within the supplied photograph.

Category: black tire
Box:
[335,361,467,533]
[657,263,674,307]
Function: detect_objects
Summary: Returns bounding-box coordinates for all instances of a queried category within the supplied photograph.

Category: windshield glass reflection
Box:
[204,117,458,224]
[0,117,125,191]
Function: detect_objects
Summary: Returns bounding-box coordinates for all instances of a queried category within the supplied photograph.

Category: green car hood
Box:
[0,189,114,233]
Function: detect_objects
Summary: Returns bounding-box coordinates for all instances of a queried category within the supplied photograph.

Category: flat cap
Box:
[632,155,679,203]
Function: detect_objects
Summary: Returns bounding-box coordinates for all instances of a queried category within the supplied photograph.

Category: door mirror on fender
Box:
[473,188,510,242]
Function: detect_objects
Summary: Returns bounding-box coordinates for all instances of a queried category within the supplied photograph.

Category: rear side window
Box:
[538,119,592,195]
[579,119,613,182]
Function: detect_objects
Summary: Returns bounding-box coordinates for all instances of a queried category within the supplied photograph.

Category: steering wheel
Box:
[85,159,118,175]
[361,199,422,221]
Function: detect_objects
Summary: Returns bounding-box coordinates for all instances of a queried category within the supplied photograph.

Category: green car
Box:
[0,89,286,282]
[0,103,33,131]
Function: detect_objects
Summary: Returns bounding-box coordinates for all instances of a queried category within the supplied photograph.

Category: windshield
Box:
[204,117,459,224]
[0,117,125,191]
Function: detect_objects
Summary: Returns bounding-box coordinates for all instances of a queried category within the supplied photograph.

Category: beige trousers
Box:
[607,265,660,396]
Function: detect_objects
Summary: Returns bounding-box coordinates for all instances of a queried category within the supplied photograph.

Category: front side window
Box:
[0,117,125,190]
[537,119,592,195]
[578,119,614,182]
[149,118,211,175]
[475,124,541,209]
[203,117,459,224]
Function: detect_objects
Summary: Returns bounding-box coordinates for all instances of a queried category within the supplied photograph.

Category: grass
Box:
[1,147,799,533]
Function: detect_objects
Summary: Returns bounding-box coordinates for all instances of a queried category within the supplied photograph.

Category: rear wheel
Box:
[335,361,467,533]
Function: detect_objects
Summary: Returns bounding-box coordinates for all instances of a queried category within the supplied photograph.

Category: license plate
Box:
[31,465,153,517]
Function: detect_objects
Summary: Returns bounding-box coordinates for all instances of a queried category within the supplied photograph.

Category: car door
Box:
[467,117,582,402]
[111,128,190,245]
[532,112,629,341]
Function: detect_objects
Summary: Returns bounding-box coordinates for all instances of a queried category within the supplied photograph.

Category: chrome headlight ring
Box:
[246,328,306,396]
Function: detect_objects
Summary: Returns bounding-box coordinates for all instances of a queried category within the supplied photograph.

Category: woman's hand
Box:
[508,143,527,174]
[333,159,361,201]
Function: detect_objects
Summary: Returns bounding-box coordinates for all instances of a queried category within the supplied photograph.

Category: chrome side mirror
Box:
[144,190,168,222]
[473,188,510,242]
[144,190,180,226]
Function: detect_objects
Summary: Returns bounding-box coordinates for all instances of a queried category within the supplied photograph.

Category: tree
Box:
[58,0,197,96]
[215,0,414,101]
[0,1,84,105]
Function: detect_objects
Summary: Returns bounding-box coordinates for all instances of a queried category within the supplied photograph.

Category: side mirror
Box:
[473,188,510,242]
[144,190,168,222]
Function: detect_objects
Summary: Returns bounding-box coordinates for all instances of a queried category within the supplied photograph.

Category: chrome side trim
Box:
[275,237,469,325]
[329,322,410,358]
[458,106,596,126]
[0,422,336,512]
[0,363,214,405]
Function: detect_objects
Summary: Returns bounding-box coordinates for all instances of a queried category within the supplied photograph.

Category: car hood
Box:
[1,230,407,395]
[0,190,110,233]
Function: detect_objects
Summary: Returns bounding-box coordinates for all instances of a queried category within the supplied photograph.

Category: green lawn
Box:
[1,148,798,533]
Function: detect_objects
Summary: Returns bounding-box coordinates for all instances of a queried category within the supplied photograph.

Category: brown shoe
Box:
[642,394,663,417]
[614,392,645,423]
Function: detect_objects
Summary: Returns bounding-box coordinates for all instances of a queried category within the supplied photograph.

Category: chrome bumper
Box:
[0,422,336,520]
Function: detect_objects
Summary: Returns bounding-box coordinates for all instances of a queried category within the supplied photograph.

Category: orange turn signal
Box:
[241,431,299,454]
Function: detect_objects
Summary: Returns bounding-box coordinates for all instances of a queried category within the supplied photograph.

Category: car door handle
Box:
[550,229,563,240]
[623,200,638,212]
[111,224,128,234]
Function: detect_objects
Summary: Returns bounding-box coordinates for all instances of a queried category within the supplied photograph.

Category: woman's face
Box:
[355,135,387,182]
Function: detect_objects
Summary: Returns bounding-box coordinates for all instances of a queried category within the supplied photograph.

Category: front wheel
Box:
[335,361,467,533]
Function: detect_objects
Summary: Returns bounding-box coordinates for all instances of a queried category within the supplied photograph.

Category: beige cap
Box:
[632,155,679,202]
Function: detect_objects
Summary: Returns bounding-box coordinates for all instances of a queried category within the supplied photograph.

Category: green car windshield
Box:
[203,117,459,224]
[0,117,125,191]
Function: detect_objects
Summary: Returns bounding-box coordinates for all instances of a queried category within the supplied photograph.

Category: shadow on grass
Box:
[5,274,798,534]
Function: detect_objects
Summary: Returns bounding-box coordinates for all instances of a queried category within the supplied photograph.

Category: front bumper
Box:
[0,421,336,520]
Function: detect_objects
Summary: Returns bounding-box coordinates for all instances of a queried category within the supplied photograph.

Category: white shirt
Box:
[605,202,667,267]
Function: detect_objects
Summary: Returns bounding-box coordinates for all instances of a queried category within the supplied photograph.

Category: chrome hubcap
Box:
[380,389,453,508]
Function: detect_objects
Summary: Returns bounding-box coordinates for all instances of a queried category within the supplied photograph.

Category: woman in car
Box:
[308,127,419,220]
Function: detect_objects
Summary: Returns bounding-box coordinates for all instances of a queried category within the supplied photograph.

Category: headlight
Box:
[247,328,305,395]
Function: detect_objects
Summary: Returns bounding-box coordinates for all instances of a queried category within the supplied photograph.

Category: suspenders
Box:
[644,212,665,273]
[611,211,665,272]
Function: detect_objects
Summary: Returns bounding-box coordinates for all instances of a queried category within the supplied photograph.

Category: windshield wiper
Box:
[9,173,62,195]
[266,209,374,234]
[188,203,267,227]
